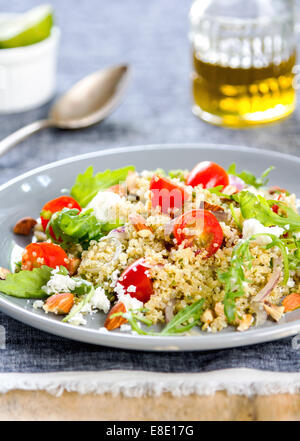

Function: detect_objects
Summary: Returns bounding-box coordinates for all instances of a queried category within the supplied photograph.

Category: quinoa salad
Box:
[1,160,300,336]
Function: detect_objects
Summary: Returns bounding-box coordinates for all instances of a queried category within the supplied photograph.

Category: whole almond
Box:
[13,217,37,235]
[0,267,10,280]
[104,302,127,330]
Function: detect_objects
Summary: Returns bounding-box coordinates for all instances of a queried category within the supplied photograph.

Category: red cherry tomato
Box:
[118,258,153,303]
[150,175,189,215]
[21,243,69,271]
[186,162,229,189]
[40,196,81,231]
[173,209,223,257]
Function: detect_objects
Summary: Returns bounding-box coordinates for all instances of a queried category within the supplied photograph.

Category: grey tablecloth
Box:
[0,0,300,373]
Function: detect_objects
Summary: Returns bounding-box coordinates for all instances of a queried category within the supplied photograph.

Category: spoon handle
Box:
[0,119,53,157]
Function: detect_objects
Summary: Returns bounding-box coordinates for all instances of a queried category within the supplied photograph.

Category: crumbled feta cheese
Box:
[109,269,120,288]
[287,277,295,288]
[80,302,93,314]
[242,219,284,245]
[114,282,144,310]
[99,327,109,333]
[42,269,78,295]
[91,287,110,313]
[120,324,132,332]
[68,312,87,326]
[33,300,44,310]
[85,191,125,224]
[118,291,143,311]
[114,282,126,297]
[127,285,136,293]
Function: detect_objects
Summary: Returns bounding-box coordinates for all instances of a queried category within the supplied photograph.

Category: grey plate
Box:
[1,144,300,352]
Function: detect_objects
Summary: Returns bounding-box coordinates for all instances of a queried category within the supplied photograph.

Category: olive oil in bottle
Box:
[189,0,297,127]
[192,51,296,127]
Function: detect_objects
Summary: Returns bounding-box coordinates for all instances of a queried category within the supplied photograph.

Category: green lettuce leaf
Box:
[46,208,104,249]
[70,165,135,207]
[228,163,274,188]
[0,266,52,298]
[233,191,300,232]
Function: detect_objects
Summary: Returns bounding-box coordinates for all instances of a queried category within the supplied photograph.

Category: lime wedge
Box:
[0,5,54,49]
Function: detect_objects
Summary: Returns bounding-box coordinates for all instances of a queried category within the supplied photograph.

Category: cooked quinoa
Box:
[77,169,299,333]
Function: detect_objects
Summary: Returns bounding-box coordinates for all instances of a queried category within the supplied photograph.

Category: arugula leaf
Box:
[233,191,300,232]
[228,163,274,188]
[218,240,253,323]
[161,299,204,335]
[219,233,289,323]
[111,299,205,336]
[283,236,300,271]
[70,165,135,207]
[207,186,233,200]
[46,208,104,249]
[0,266,52,299]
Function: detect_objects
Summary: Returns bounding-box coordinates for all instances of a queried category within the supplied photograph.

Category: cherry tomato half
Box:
[117,258,153,303]
[40,196,81,231]
[186,162,229,189]
[173,209,223,257]
[21,243,69,271]
[150,175,189,215]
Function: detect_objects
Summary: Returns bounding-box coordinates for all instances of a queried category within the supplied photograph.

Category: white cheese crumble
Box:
[127,285,136,293]
[85,191,125,224]
[42,268,78,295]
[33,300,44,310]
[118,293,143,311]
[68,312,87,326]
[120,324,132,332]
[109,269,120,288]
[91,287,110,313]
[114,283,143,311]
[99,327,109,333]
[242,219,284,245]
[287,277,295,288]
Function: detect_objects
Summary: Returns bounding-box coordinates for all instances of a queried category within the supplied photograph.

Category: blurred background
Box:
[0,0,300,185]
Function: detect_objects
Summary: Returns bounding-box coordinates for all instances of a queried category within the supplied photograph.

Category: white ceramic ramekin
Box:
[0,20,60,113]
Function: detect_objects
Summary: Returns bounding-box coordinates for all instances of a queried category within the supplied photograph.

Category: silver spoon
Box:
[0,64,130,157]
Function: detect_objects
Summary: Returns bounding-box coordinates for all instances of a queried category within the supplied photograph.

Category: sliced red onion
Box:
[229,175,245,191]
[251,302,268,326]
[164,219,176,239]
[253,258,282,302]
[107,226,129,241]
[165,299,176,323]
